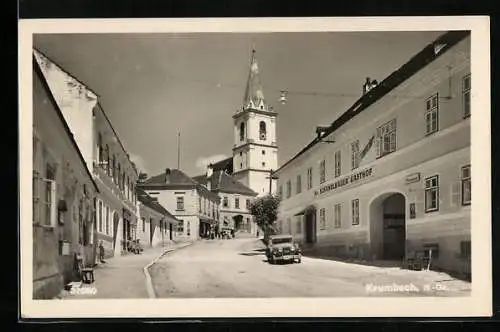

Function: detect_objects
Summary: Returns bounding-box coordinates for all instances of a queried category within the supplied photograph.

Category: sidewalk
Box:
[56,241,192,299]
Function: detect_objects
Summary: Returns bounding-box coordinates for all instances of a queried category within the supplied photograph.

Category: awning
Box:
[294,205,316,216]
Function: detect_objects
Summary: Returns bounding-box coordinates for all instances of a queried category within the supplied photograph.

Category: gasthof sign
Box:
[315,167,373,196]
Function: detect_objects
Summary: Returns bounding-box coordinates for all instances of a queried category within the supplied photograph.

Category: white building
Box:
[273,31,471,277]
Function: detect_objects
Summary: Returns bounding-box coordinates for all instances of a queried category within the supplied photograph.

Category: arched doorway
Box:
[369,192,406,261]
[233,214,244,231]
[304,206,317,244]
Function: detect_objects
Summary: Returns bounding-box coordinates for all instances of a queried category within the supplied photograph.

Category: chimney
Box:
[207,163,214,178]
[165,168,171,184]
[362,77,378,95]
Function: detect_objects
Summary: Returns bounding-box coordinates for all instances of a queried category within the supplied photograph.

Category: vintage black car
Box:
[265,234,302,264]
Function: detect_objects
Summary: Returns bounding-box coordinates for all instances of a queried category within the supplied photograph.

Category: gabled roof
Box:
[136,188,178,222]
[194,170,258,196]
[211,157,234,174]
[273,30,470,175]
[141,168,220,201]
[33,54,99,193]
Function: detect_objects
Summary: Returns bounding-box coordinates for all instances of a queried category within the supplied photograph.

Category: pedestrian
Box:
[99,241,105,263]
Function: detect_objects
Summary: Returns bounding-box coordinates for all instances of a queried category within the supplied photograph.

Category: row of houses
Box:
[32,50,182,299]
[273,31,472,277]
[32,47,262,299]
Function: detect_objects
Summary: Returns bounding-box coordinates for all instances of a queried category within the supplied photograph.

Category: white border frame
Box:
[19,16,491,318]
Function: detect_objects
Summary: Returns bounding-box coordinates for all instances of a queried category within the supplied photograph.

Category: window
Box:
[40,163,57,227]
[246,199,251,210]
[262,162,266,168]
[425,175,439,212]
[199,196,202,213]
[351,140,360,170]
[240,122,245,141]
[334,150,341,177]
[461,165,471,206]
[278,185,283,197]
[319,208,326,230]
[187,221,190,236]
[296,174,302,194]
[463,74,471,117]
[176,196,185,211]
[259,121,267,140]
[97,133,103,164]
[177,220,184,233]
[425,93,439,134]
[122,172,126,192]
[286,180,292,198]
[307,167,313,189]
[142,217,145,232]
[235,197,240,209]
[105,206,110,235]
[334,204,341,228]
[223,196,229,208]
[295,217,302,234]
[112,155,116,180]
[105,145,110,175]
[376,119,397,157]
[319,160,326,184]
[351,199,359,225]
[98,201,103,232]
[262,150,265,155]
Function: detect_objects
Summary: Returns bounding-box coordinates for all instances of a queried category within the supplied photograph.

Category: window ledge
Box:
[424,209,440,214]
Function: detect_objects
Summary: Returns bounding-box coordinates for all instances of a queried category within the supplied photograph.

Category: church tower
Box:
[232,49,278,196]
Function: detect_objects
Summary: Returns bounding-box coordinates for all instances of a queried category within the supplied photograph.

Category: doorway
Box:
[304,208,317,244]
[169,223,173,240]
[370,192,406,260]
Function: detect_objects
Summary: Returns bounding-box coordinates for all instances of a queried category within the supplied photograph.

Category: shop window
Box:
[425,93,439,135]
[351,199,360,225]
[463,74,471,118]
[425,175,439,212]
[334,203,341,228]
[461,165,471,205]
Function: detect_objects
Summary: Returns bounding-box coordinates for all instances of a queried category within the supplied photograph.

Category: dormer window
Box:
[259,121,267,140]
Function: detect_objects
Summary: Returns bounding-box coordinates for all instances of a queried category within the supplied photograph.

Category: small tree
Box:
[249,194,281,243]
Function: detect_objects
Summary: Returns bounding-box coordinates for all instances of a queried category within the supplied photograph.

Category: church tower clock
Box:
[232,49,278,196]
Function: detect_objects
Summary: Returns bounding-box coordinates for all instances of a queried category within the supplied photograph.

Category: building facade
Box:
[273,31,471,276]
[136,188,179,248]
[231,50,279,197]
[33,56,99,299]
[33,49,140,259]
[193,164,258,235]
[139,168,220,241]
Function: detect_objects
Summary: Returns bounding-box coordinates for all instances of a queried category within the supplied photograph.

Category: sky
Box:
[34,31,445,177]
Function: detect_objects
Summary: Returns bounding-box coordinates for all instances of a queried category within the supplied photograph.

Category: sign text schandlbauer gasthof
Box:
[314,167,374,197]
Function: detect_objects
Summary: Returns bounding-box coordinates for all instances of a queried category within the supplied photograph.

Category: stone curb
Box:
[143,242,193,299]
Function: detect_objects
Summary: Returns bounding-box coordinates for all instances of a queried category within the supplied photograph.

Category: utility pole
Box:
[266,169,279,195]
[177,132,181,170]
